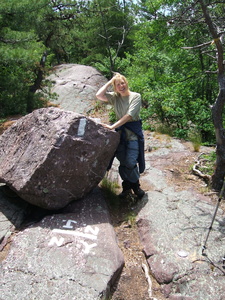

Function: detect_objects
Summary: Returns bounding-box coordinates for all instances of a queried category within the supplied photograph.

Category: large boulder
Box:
[0,107,119,210]
[47,64,107,113]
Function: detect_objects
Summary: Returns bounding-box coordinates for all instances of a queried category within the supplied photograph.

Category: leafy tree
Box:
[0,0,137,116]
[119,0,222,145]
[75,0,136,74]
[197,0,225,190]
[163,0,225,189]
[0,1,45,116]
[121,6,214,140]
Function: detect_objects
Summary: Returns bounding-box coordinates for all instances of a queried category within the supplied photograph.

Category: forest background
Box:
[0,0,224,147]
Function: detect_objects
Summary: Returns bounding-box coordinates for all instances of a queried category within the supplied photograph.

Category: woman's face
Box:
[115,79,129,96]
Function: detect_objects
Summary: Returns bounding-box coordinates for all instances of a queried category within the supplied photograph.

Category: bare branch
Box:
[198,0,224,74]
[181,41,212,50]
[205,70,218,74]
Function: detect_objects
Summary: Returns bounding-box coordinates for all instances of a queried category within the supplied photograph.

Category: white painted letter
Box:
[62,219,77,229]
[84,225,99,236]
[80,241,97,254]
[48,236,64,247]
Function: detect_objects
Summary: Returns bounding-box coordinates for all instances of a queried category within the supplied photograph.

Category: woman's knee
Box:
[125,161,137,170]
[126,142,139,169]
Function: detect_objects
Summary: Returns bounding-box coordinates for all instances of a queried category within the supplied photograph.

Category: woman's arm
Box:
[102,114,132,130]
[96,79,113,102]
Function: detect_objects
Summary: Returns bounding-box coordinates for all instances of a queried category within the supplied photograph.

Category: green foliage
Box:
[187,124,202,152]
[93,50,129,78]
[140,108,153,130]
[119,3,219,144]
[100,175,120,208]
[155,123,174,136]
[125,212,137,227]
[108,109,117,124]
[0,0,137,117]
[0,119,6,125]
[0,1,46,116]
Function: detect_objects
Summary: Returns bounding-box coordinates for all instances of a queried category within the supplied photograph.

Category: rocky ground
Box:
[1,112,224,299]
[91,104,222,299]
[103,130,221,300]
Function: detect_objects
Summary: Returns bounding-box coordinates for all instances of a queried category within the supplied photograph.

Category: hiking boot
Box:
[118,181,132,198]
[131,181,145,199]
[118,189,132,198]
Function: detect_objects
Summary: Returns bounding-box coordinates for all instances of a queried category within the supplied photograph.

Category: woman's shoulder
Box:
[129,91,141,100]
[130,91,140,96]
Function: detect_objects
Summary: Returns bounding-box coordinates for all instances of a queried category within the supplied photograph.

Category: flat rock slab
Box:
[137,138,225,300]
[0,188,124,300]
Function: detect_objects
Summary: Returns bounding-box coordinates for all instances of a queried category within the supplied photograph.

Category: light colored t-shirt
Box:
[105,91,142,140]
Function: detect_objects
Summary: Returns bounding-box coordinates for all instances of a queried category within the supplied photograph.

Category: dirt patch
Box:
[105,196,165,300]
[0,115,22,135]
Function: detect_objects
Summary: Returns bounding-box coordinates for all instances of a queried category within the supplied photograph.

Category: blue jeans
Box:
[116,140,140,183]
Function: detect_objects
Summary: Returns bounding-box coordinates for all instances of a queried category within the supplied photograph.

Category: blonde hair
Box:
[111,73,129,96]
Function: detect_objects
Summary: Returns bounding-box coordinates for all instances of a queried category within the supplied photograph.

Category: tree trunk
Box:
[198,0,225,190]
[27,51,48,113]
[211,75,225,190]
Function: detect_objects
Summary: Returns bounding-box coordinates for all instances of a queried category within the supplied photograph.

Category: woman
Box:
[96,73,145,199]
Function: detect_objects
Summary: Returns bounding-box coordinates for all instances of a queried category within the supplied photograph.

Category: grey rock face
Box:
[47,64,107,113]
[0,188,124,300]
[0,107,119,209]
[136,135,225,300]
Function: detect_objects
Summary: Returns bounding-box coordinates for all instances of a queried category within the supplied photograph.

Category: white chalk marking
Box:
[62,219,77,229]
[85,225,99,236]
[80,241,97,254]
[84,225,99,235]
[48,236,64,247]
[77,118,87,136]
[53,229,97,240]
